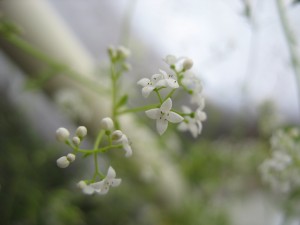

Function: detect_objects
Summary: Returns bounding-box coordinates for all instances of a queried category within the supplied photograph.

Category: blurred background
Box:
[1,0,300,224]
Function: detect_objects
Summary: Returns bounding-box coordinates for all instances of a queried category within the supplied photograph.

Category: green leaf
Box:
[116,94,128,108]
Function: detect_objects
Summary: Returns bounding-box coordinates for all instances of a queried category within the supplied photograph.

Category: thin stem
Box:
[275,0,300,120]
[76,144,123,154]
[110,62,121,129]
[118,104,159,115]
[164,89,176,101]
[94,130,105,150]
[154,89,163,103]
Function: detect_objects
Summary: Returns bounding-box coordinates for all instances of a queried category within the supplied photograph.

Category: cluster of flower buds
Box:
[107,45,131,71]
[137,55,206,137]
[55,126,87,168]
[259,128,300,193]
[55,117,132,195]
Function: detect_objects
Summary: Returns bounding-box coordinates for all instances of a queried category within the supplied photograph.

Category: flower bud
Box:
[72,136,81,146]
[111,130,123,142]
[67,153,76,162]
[117,46,130,58]
[56,127,70,142]
[183,58,193,70]
[101,117,114,131]
[56,156,70,168]
[76,126,87,138]
[77,180,88,190]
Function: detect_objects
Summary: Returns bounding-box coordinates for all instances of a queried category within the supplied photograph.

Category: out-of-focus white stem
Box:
[0,0,185,205]
[0,0,95,76]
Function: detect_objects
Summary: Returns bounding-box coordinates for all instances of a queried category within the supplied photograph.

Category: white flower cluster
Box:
[137,55,207,137]
[259,128,300,193]
[55,118,132,195]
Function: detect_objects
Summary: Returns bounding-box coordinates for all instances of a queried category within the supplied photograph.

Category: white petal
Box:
[98,185,110,195]
[189,123,199,138]
[156,118,168,135]
[166,79,179,88]
[155,79,167,87]
[137,78,150,86]
[182,106,191,114]
[159,69,168,78]
[110,178,122,187]
[178,122,188,131]
[107,166,116,179]
[167,112,184,123]
[124,143,132,157]
[196,121,203,134]
[145,108,160,119]
[151,74,162,83]
[160,98,172,112]
[164,55,177,65]
[83,185,95,195]
[142,86,155,98]
[90,180,105,190]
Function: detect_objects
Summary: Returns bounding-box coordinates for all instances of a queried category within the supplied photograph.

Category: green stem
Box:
[76,144,123,154]
[275,0,300,119]
[154,89,163,103]
[118,104,159,115]
[110,62,121,129]
[164,89,176,101]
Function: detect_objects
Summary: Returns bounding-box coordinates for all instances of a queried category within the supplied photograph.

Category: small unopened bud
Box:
[122,62,132,71]
[101,117,114,131]
[72,136,81,146]
[56,127,70,142]
[56,156,70,168]
[111,130,123,142]
[76,126,87,138]
[67,153,76,162]
[117,46,131,58]
[77,180,87,189]
[183,58,193,70]
[108,45,116,59]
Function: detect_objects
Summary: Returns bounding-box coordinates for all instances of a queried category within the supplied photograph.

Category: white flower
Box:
[178,106,207,138]
[100,117,114,131]
[56,127,70,142]
[78,167,122,195]
[112,130,132,157]
[76,126,87,138]
[163,55,190,71]
[145,98,183,135]
[164,55,178,66]
[56,156,70,168]
[158,69,179,89]
[137,73,164,98]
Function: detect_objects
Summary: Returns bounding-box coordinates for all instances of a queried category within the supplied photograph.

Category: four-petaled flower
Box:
[158,69,179,89]
[145,98,183,135]
[137,73,164,98]
[78,166,122,195]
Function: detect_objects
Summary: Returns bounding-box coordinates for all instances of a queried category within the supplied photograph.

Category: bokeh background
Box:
[1,0,300,224]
